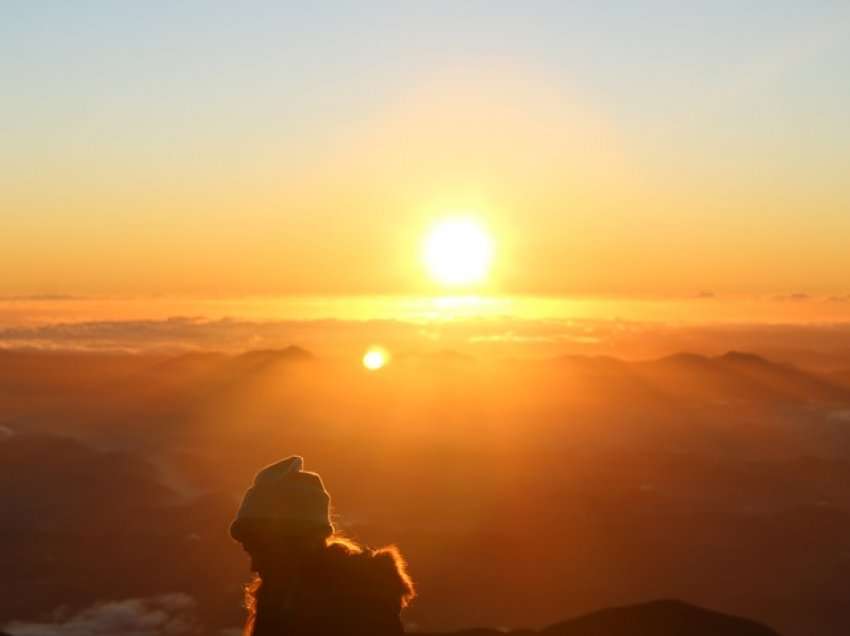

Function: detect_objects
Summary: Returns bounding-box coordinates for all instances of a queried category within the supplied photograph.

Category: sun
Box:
[362,346,389,370]
[423,217,493,286]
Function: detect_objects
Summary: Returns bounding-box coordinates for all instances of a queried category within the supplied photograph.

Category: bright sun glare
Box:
[362,347,389,370]
[424,218,493,286]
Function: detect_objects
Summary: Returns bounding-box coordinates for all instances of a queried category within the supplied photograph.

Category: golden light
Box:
[362,346,389,370]
[423,217,493,286]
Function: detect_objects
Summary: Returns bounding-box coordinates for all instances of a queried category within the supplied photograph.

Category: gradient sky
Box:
[2,1,849,298]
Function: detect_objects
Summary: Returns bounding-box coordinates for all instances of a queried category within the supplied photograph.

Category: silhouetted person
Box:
[231,456,414,635]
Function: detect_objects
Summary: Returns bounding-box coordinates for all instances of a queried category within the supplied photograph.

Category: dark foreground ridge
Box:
[418,600,781,636]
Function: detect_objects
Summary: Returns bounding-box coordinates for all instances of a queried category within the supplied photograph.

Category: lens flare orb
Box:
[362,347,389,370]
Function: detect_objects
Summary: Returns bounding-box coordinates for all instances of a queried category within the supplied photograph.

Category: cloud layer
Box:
[4,315,850,370]
[4,595,198,636]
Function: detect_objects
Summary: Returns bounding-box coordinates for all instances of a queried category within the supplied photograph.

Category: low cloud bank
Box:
[3,316,850,369]
[4,594,199,636]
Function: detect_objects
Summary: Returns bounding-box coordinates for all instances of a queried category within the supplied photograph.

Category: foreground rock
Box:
[420,600,780,636]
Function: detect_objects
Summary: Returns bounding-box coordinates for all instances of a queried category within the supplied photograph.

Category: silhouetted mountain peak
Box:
[234,346,314,363]
[655,352,711,366]
[717,351,772,366]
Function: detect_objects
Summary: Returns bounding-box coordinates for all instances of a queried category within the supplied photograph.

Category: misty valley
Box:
[2,348,850,635]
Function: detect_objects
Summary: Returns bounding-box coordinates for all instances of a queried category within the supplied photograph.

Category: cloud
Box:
[773,292,811,302]
[468,331,601,345]
[0,294,80,302]
[4,316,850,370]
[0,316,408,354]
[4,594,199,636]
[0,316,612,354]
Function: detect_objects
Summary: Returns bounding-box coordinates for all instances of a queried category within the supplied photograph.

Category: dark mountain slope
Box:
[637,352,849,404]
[543,599,780,636]
[424,600,780,636]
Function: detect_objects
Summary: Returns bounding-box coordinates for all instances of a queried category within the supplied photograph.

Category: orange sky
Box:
[3,5,849,306]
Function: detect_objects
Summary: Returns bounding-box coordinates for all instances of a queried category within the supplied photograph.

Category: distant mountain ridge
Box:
[546,349,850,405]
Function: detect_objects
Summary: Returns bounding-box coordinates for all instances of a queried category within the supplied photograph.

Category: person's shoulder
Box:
[363,544,416,609]
[326,539,416,609]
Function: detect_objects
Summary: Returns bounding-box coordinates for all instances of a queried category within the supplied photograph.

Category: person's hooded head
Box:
[231,456,332,570]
